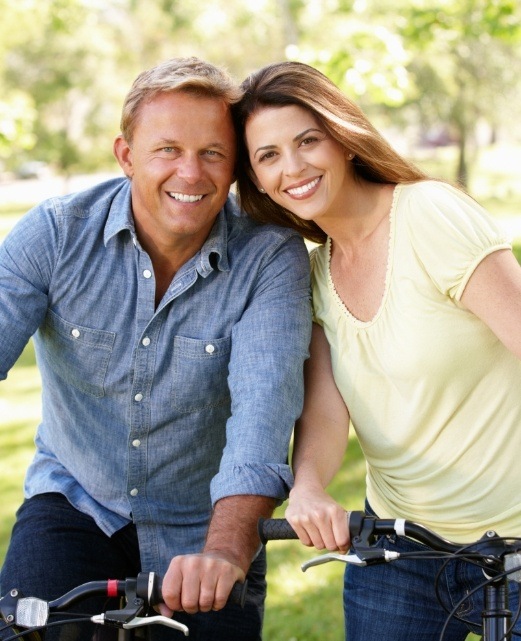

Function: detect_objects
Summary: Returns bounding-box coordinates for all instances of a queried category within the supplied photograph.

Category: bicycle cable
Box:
[3,616,94,641]
[437,564,521,641]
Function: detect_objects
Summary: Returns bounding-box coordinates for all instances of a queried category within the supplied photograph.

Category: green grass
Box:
[0,341,41,561]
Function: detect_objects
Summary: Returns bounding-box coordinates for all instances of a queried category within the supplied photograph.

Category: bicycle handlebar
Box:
[258,510,517,570]
[258,512,521,641]
[0,572,248,639]
[260,510,479,550]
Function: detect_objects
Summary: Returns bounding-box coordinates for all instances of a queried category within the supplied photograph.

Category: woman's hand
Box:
[286,484,350,553]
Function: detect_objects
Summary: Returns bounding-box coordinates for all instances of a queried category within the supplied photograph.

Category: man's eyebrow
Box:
[156,139,229,150]
[157,138,178,146]
[204,142,230,150]
[253,128,324,159]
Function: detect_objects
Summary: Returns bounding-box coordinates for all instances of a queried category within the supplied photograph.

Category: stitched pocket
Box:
[171,335,231,413]
[40,309,115,397]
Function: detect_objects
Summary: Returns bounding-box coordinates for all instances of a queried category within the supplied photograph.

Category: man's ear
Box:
[113,135,134,178]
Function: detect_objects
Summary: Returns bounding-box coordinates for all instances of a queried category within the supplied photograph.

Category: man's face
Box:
[115,91,236,252]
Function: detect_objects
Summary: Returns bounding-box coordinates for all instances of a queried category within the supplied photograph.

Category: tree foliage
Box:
[1,0,520,183]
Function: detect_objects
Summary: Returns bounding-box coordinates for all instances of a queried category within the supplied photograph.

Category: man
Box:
[0,57,311,640]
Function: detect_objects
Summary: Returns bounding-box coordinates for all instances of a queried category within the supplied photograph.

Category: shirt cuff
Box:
[210,463,294,506]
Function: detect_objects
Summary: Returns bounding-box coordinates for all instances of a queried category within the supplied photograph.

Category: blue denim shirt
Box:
[0,177,311,574]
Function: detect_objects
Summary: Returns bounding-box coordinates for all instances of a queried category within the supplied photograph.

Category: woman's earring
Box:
[347,152,354,160]
[259,187,266,193]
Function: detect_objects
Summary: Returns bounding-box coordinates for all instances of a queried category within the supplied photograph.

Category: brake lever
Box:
[302,552,367,571]
[301,549,400,572]
[91,614,189,636]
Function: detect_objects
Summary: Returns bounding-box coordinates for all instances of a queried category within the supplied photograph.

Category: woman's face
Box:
[245,104,352,222]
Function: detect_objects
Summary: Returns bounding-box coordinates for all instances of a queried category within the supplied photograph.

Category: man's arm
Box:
[161,495,275,613]
[0,203,55,378]
[161,229,312,614]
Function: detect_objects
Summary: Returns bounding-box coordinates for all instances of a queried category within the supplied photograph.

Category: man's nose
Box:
[176,154,204,184]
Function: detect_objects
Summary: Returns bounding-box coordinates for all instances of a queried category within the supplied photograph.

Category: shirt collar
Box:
[103,179,233,276]
[103,178,135,245]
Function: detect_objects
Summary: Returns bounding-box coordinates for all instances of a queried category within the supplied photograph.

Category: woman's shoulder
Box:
[309,241,329,271]
[398,179,469,205]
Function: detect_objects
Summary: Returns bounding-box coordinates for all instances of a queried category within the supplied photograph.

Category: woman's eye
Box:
[259,151,276,162]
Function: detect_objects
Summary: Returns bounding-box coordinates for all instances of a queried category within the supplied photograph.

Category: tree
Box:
[0,0,41,169]
[397,0,521,186]
[282,0,521,186]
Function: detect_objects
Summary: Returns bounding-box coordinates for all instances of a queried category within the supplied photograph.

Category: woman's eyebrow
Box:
[253,128,324,159]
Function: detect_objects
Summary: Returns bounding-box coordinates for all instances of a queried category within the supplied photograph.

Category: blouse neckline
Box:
[326,183,401,328]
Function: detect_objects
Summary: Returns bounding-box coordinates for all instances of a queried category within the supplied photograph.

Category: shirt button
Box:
[142,337,151,347]
[71,329,80,338]
[132,439,141,448]
[130,488,139,496]
[143,269,152,279]
[134,393,143,402]
[205,344,215,354]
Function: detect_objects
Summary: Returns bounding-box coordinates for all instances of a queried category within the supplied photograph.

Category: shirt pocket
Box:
[171,335,231,413]
[40,309,116,397]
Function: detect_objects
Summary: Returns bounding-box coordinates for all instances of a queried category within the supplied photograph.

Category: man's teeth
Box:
[287,177,320,196]
[168,193,204,202]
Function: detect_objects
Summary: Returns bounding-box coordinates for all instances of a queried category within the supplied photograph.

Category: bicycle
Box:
[259,511,521,641]
[0,571,247,640]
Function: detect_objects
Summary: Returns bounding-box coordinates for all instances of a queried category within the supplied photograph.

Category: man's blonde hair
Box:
[120,57,243,145]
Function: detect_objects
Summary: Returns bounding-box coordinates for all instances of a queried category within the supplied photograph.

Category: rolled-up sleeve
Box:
[210,231,312,504]
[0,203,56,379]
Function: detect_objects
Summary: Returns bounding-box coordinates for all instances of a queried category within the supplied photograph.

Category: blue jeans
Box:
[0,494,265,641]
[344,527,521,640]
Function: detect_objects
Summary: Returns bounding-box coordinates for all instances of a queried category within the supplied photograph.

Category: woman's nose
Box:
[283,152,306,177]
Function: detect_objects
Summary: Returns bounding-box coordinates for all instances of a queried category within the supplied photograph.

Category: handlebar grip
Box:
[229,580,248,608]
[258,517,298,545]
[258,511,367,545]
[151,575,247,608]
[347,511,365,539]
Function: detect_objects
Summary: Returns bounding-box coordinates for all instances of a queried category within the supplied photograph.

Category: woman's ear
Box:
[113,135,134,178]
[248,167,265,193]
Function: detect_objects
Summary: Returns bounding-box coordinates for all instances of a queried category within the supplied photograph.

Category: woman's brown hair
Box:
[233,61,428,244]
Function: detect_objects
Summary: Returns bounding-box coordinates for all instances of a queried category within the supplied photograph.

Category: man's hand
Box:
[160,495,275,615]
[160,551,245,614]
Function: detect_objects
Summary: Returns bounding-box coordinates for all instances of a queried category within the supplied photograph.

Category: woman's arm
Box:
[286,322,351,552]
[461,248,521,359]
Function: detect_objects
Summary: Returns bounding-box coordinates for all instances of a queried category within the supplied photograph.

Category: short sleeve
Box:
[402,181,511,300]
[309,243,329,325]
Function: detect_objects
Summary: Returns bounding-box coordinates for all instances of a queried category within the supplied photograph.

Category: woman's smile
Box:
[285,176,322,198]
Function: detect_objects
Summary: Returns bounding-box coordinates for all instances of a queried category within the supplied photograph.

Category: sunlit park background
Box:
[2,0,521,639]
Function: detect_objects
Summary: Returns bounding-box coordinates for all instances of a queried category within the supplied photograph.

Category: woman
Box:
[232,61,521,640]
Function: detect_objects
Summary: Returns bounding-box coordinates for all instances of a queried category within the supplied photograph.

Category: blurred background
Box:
[1,0,521,190]
[1,1,521,639]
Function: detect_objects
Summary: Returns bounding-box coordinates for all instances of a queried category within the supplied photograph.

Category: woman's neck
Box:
[319,182,395,253]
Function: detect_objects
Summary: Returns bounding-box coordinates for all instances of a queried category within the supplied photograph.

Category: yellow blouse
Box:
[311,181,520,542]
